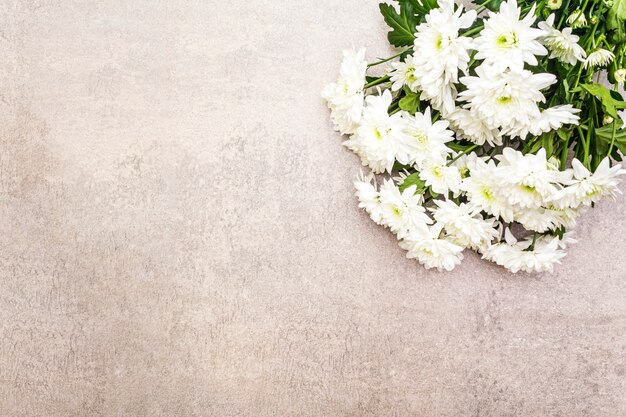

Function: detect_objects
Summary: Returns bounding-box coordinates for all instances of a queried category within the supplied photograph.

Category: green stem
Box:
[607,120,618,156]
[364,75,391,89]
[368,49,412,68]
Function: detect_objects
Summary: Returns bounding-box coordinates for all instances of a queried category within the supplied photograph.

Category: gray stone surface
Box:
[1,1,625,416]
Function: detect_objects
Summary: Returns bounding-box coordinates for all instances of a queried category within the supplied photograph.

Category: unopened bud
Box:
[547,0,562,9]
[615,68,626,84]
[603,115,614,125]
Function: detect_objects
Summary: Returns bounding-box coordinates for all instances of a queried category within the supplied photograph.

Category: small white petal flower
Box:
[584,49,615,69]
[494,148,572,208]
[527,105,581,136]
[462,155,515,222]
[378,179,433,238]
[446,107,502,146]
[396,107,454,167]
[474,0,547,72]
[354,173,383,224]
[482,229,567,273]
[432,199,499,248]
[400,224,464,271]
[343,90,408,173]
[419,161,462,195]
[538,14,586,65]
[459,65,556,138]
[322,48,367,135]
[411,0,477,113]
[390,57,420,92]
[549,158,626,208]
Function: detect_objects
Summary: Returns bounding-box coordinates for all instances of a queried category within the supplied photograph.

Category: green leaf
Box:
[595,122,626,156]
[576,83,626,118]
[608,0,626,30]
[379,1,417,47]
[399,172,426,193]
[404,0,438,17]
[399,89,419,114]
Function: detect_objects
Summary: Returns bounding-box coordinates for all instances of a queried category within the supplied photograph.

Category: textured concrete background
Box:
[1,1,625,416]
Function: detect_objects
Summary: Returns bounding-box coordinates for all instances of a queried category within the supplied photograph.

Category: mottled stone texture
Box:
[0,1,625,416]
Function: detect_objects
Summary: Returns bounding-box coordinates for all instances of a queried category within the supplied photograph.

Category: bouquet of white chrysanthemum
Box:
[323,0,626,273]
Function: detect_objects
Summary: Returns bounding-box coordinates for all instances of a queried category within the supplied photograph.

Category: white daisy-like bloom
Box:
[538,14,586,65]
[322,48,367,135]
[513,206,567,233]
[482,229,567,273]
[494,148,571,209]
[344,90,407,173]
[399,224,464,271]
[446,107,503,146]
[584,49,615,69]
[549,158,626,208]
[462,155,515,222]
[566,10,587,29]
[354,173,383,224]
[419,161,462,195]
[432,199,499,248]
[378,179,433,238]
[411,0,477,113]
[389,57,420,92]
[459,65,556,138]
[396,107,454,167]
[474,0,547,72]
[527,105,581,136]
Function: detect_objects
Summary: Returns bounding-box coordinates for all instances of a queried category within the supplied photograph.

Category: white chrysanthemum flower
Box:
[344,90,407,173]
[354,173,383,224]
[390,57,420,92]
[495,148,571,208]
[527,105,581,136]
[482,229,567,273]
[549,158,626,208]
[474,0,547,72]
[446,107,503,146]
[538,14,586,65]
[397,107,454,167]
[399,224,464,271]
[459,65,556,138]
[419,161,462,195]
[567,10,587,28]
[462,155,515,222]
[411,0,477,113]
[378,179,432,238]
[584,49,615,69]
[322,48,367,135]
[513,207,560,232]
[432,200,499,248]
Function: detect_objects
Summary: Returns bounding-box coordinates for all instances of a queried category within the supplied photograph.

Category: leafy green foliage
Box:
[399,88,420,114]
[404,0,439,16]
[595,122,626,156]
[398,172,427,193]
[379,1,417,47]
[576,83,626,118]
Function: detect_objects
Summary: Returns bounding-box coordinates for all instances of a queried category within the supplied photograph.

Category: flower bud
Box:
[547,0,562,9]
[615,69,626,84]
[604,0,614,7]
[567,10,587,28]
[603,115,614,125]
[590,16,599,25]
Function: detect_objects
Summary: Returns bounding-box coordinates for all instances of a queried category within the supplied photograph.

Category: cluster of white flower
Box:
[324,0,626,273]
